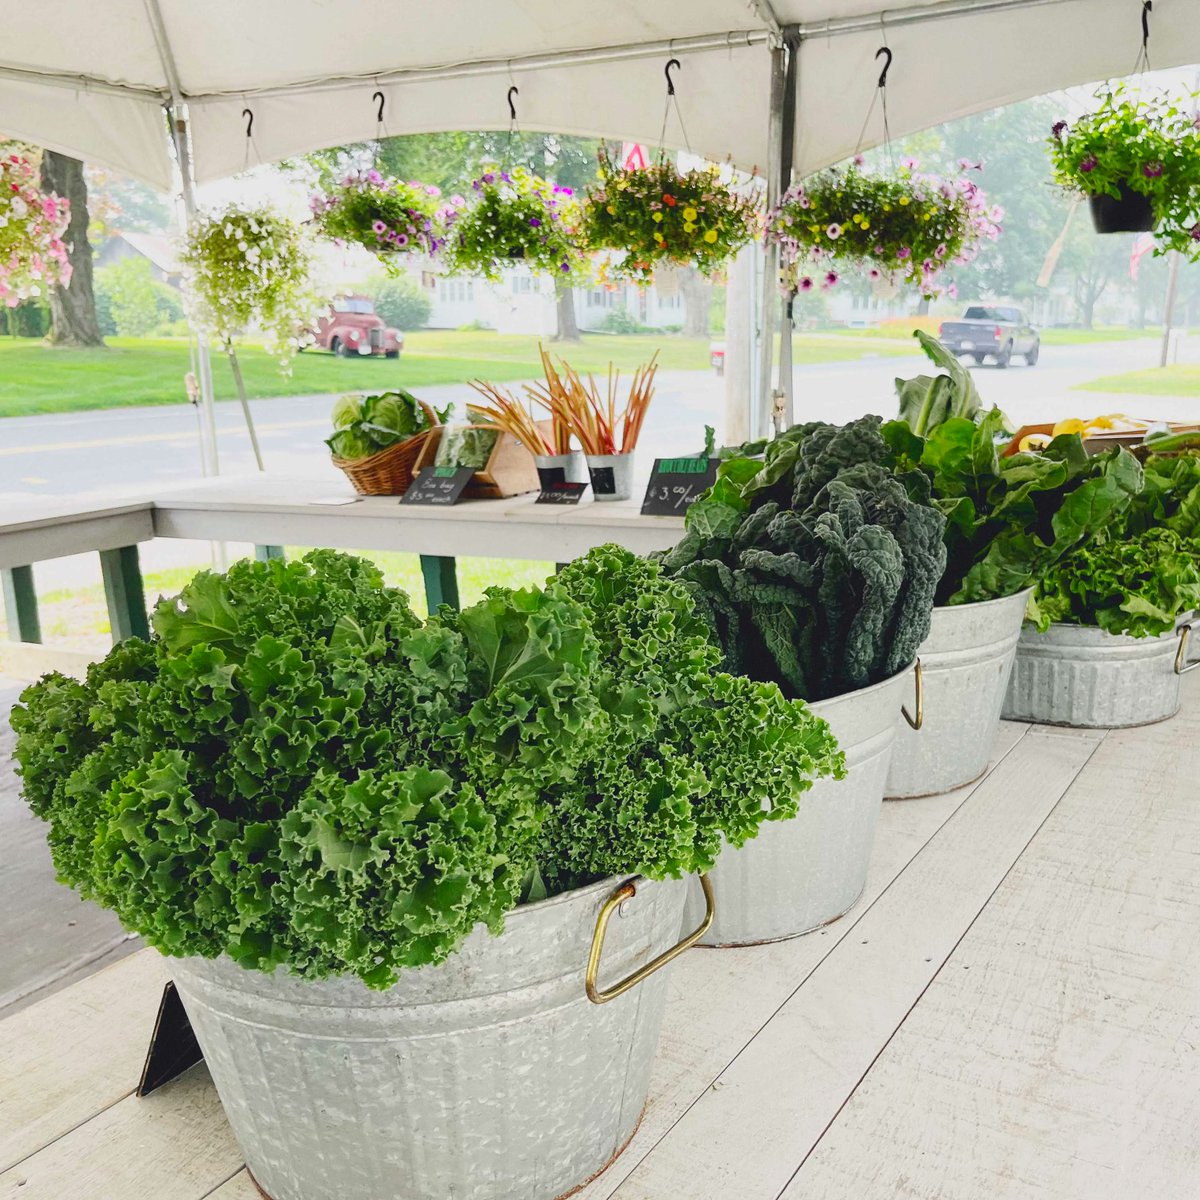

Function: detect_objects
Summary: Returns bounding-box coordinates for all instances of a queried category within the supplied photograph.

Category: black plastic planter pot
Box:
[1088,184,1156,234]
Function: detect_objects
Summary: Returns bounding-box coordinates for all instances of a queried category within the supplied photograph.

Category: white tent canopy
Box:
[4,0,1200,193]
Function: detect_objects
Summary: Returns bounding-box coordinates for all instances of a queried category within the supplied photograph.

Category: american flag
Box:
[1130,233,1155,280]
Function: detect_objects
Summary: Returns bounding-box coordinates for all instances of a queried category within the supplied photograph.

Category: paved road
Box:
[2,338,1193,508]
[1,337,1195,591]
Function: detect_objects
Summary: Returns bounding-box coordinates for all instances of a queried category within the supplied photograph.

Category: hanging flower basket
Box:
[180,202,327,369]
[310,169,462,261]
[444,165,584,281]
[583,146,760,283]
[765,158,1002,299]
[1049,87,1200,254]
[0,154,72,308]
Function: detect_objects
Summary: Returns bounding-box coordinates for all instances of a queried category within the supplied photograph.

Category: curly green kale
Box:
[538,546,843,890]
[14,546,843,988]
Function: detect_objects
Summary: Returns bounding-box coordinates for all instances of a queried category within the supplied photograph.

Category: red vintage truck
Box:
[312,295,403,358]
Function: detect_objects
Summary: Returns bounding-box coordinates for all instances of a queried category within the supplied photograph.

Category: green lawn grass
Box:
[1075,365,1200,397]
[0,329,915,418]
[1040,326,1159,346]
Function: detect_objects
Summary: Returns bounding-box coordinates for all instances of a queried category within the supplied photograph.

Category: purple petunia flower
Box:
[853,154,866,166]
[896,246,911,260]
[482,172,496,184]
[826,223,842,239]
[1051,121,1068,141]
[823,271,839,288]
[1143,161,1165,178]
[935,243,947,258]
[799,276,814,291]
[868,268,881,280]
[529,218,541,227]
[371,219,387,235]
[1079,155,1099,174]
[395,233,408,247]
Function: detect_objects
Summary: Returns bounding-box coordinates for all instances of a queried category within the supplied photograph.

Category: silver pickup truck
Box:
[937,305,1040,368]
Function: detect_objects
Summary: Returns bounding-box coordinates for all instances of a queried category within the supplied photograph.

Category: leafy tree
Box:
[39,150,106,346]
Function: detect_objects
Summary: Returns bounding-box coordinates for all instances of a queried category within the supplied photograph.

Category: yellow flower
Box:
[860,218,870,229]
[684,222,696,233]
[683,206,698,221]
[654,230,664,242]
[703,229,718,244]
[606,204,616,215]
[809,224,822,236]
[652,211,664,223]
[899,196,910,206]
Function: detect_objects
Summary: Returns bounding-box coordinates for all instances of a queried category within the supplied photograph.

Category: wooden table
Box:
[6,680,1199,1199]
[0,475,685,642]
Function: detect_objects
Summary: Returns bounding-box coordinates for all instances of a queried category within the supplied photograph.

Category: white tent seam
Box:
[180,30,778,104]
[793,0,1076,39]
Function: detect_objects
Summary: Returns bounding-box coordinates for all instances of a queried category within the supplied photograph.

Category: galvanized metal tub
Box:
[682,665,913,946]
[886,588,1031,799]
[585,452,635,501]
[172,873,697,1200]
[1002,618,1198,728]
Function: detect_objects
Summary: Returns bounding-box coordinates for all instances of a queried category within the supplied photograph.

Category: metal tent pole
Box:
[170,113,221,476]
[1160,251,1182,368]
[775,32,799,429]
[755,39,787,440]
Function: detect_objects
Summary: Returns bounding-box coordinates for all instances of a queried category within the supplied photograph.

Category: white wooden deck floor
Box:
[4,679,1198,1200]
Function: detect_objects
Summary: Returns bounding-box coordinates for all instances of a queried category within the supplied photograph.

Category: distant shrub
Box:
[372,275,432,331]
[0,300,50,337]
[597,308,650,335]
[95,257,183,337]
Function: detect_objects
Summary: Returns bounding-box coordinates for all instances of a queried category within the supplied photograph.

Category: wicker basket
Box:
[332,402,440,496]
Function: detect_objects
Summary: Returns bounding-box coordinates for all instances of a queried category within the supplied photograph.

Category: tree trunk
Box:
[915,297,931,316]
[679,267,713,338]
[39,151,104,347]
[553,281,581,342]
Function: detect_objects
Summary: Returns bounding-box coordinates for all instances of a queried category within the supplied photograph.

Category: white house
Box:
[410,263,689,335]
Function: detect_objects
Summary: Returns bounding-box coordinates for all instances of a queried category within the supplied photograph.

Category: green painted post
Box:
[255,545,286,562]
[420,555,460,612]
[99,545,150,643]
[1,565,42,643]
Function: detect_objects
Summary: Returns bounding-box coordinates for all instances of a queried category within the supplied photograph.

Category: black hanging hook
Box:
[875,46,894,89]
[1141,0,1152,49]
[507,85,519,123]
[242,107,254,139]
[373,90,385,124]
[665,57,681,96]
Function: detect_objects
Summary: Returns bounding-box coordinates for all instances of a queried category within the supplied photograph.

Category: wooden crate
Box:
[415,427,540,499]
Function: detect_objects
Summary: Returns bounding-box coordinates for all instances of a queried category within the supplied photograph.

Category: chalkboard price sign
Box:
[640,456,719,515]
[535,481,589,506]
[400,465,476,506]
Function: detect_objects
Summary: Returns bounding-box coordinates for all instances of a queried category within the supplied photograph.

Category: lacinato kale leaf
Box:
[660,416,947,701]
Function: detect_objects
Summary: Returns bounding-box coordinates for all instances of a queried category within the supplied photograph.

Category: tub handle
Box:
[901,658,924,730]
[1175,623,1200,675]
[585,874,715,1005]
